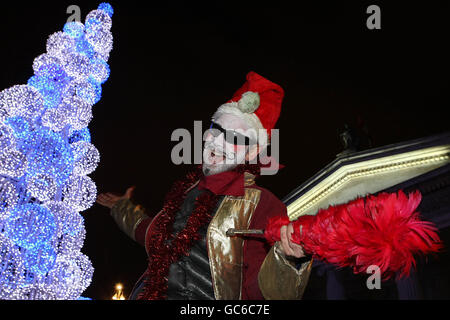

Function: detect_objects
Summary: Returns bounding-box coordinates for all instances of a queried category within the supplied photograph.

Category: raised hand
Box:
[96,186,135,209]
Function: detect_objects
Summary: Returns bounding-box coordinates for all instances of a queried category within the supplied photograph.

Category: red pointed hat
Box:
[228,71,284,135]
[214,71,284,145]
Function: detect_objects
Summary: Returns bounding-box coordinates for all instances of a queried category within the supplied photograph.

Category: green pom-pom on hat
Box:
[237,91,260,113]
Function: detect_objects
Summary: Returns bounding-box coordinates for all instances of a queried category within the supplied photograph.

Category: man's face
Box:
[202,113,256,176]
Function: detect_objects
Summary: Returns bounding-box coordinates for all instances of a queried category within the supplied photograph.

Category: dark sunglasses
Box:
[208,122,256,146]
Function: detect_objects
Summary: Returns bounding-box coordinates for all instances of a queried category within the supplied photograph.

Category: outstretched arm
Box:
[96,186,135,208]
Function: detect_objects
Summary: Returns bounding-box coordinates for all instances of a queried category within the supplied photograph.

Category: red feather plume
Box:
[265,190,442,280]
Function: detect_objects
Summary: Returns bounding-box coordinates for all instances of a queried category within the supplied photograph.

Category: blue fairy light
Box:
[25,127,74,187]
[63,78,102,106]
[68,127,91,144]
[85,9,112,33]
[0,2,113,300]
[32,54,64,81]
[64,52,91,80]
[5,204,57,250]
[23,244,57,276]
[75,36,96,60]
[90,58,110,84]
[63,22,85,39]
[88,77,102,104]
[4,116,31,140]
[28,67,70,109]
[98,3,114,17]
[0,236,25,299]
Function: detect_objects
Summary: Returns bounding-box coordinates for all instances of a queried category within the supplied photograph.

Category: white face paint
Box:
[202,113,254,176]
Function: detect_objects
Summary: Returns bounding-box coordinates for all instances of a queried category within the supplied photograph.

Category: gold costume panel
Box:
[258,242,313,300]
[207,187,261,300]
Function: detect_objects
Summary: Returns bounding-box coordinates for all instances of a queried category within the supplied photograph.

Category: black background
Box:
[0,1,449,300]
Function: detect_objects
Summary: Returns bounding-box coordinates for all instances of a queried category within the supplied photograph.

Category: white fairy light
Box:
[72,141,100,176]
[0,123,16,150]
[0,235,25,299]
[46,31,76,62]
[44,201,71,236]
[44,200,84,239]
[55,226,86,256]
[0,148,27,178]
[32,53,63,76]
[46,255,83,299]
[89,58,110,84]
[63,52,91,80]
[0,2,113,300]
[62,79,101,106]
[27,173,58,202]
[0,85,44,120]
[93,50,110,62]
[41,107,68,132]
[72,253,94,296]
[44,252,92,299]
[42,96,93,132]
[61,212,84,239]
[85,9,112,32]
[0,177,19,221]
[85,28,113,57]
[62,175,97,212]
[58,96,93,130]
[9,283,58,300]
[0,106,8,122]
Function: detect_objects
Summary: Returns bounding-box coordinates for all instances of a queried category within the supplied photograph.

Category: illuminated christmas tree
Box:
[0,3,113,299]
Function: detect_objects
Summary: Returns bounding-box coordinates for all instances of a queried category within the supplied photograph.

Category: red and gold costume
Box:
[109,72,312,300]
[111,165,312,299]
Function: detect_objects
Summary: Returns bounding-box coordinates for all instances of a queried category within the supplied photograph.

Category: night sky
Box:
[1,1,449,300]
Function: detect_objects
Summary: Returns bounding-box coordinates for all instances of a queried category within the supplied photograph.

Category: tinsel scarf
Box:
[137,164,262,300]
